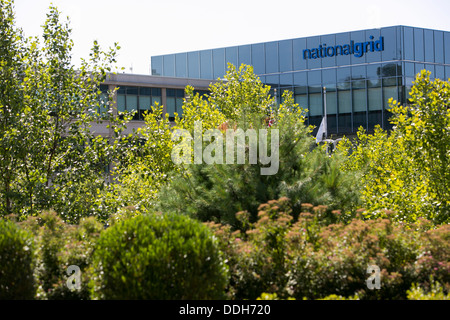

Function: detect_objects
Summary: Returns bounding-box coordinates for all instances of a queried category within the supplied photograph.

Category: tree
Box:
[0,0,132,222]
[341,70,449,224]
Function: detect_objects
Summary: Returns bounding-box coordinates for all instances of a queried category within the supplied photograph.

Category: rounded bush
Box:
[91,213,228,299]
[0,219,36,299]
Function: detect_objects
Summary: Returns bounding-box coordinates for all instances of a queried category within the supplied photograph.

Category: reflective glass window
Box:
[445,32,450,64]
[117,94,126,112]
[294,94,308,110]
[403,27,414,60]
[325,88,337,115]
[404,62,415,77]
[434,31,444,64]
[368,87,382,111]
[424,29,434,62]
[251,43,265,74]
[365,29,382,63]
[139,96,151,110]
[425,64,435,78]
[226,47,238,69]
[353,89,366,112]
[163,54,175,77]
[415,63,425,75]
[166,97,176,116]
[381,27,398,61]
[338,90,351,113]
[308,70,321,85]
[414,28,424,62]
[309,93,322,116]
[321,34,336,68]
[352,65,366,80]
[152,88,162,96]
[151,56,162,76]
[380,63,397,77]
[367,64,381,79]
[188,51,200,79]
[435,65,445,80]
[200,50,213,79]
[238,45,252,67]
[322,68,336,85]
[280,73,293,86]
[293,38,307,71]
[265,74,279,88]
[446,66,450,80]
[306,36,321,69]
[293,72,307,86]
[213,48,225,79]
[152,96,161,106]
[175,53,187,78]
[265,42,279,74]
[335,32,351,66]
[126,95,138,115]
[279,40,293,72]
[337,67,351,82]
[383,86,398,109]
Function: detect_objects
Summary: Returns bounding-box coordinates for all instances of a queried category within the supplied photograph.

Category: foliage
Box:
[158,67,361,227]
[19,210,103,299]
[407,279,450,300]
[90,212,228,300]
[340,70,450,224]
[0,0,132,223]
[0,217,36,299]
[207,198,449,300]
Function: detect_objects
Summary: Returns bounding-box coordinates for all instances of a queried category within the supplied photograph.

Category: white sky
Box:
[13,0,450,75]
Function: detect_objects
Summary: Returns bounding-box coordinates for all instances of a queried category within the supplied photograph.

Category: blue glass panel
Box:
[188,51,200,79]
[213,48,225,79]
[293,37,307,71]
[265,74,279,88]
[225,46,238,69]
[163,54,175,77]
[175,53,187,78]
[322,68,336,85]
[425,64,435,78]
[404,62,415,77]
[238,45,251,67]
[335,32,351,66]
[434,31,444,64]
[381,27,398,61]
[337,67,351,82]
[435,65,445,80]
[306,36,321,69]
[251,43,265,75]
[367,64,381,79]
[352,65,366,80]
[366,29,382,63]
[293,72,307,86]
[415,63,425,76]
[381,63,397,77]
[424,29,434,62]
[280,73,293,86]
[350,30,366,64]
[279,40,292,72]
[265,41,279,74]
[403,27,414,60]
[151,56,162,76]
[446,66,450,80]
[414,28,424,62]
[445,32,450,64]
[200,50,213,79]
[308,70,321,85]
[320,34,336,68]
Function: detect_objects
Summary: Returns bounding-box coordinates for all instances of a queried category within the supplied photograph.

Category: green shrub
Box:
[91,213,228,299]
[207,199,449,300]
[0,218,36,299]
[20,211,103,300]
[407,279,450,300]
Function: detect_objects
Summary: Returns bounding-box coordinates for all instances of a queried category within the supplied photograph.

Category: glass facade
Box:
[117,86,162,120]
[151,26,450,135]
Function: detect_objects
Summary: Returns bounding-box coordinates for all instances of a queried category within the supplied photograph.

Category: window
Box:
[166,89,185,121]
[116,86,162,120]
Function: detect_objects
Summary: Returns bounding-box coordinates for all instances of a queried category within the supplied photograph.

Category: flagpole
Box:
[323,86,327,140]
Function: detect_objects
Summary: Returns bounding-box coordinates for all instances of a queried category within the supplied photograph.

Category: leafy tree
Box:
[340,70,449,224]
[0,0,132,222]
[156,64,361,227]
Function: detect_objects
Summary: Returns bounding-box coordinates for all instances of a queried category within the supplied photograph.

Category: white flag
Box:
[315,117,326,143]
